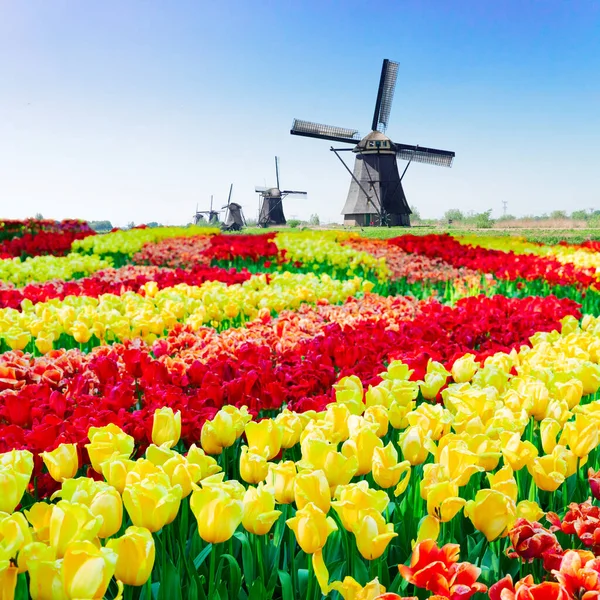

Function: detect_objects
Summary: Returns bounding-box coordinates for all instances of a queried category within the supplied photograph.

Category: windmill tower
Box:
[291,59,455,226]
[255,157,307,227]
[221,184,246,231]
[193,196,221,225]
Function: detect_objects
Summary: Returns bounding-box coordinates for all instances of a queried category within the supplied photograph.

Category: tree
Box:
[89,220,113,232]
[34,212,44,220]
[444,209,464,222]
[409,205,421,221]
[550,210,567,219]
[474,210,494,229]
[571,210,589,221]
[309,214,320,226]
[127,221,135,229]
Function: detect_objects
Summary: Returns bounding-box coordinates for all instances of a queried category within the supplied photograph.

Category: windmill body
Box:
[291,59,455,226]
[256,157,307,227]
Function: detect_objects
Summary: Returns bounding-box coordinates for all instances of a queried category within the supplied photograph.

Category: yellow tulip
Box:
[365,384,394,409]
[382,360,414,382]
[540,418,562,454]
[24,503,52,544]
[333,375,365,415]
[201,410,238,454]
[419,372,447,400]
[40,444,78,483]
[372,443,410,490]
[239,446,269,484]
[145,444,177,466]
[89,486,123,538]
[407,403,452,440]
[190,485,243,543]
[574,361,600,396]
[499,431,539,471]
[332,481,388,532]
[353,509,397,560]
[48,501,103,558]
[426,482,466,522]
[0,450,33,514]
[245,419,283,460]
[122,477,182,532]
[451,354,479,383]
[415,515,440,545]
[323,404,351,443]
[186,444,222,480]
[516,500,544,522]
[464,489,516,541]
[71,321,92,344]
[299,436,333,471]
[28,558,66,600]
[527,453,568,492]
[106,526,155,586]
[266,461,296,504]
[6,330,30,351]
[242,483,282,535]
[62,540,117,600]
[286,503,337,554]
[329,576,387,600]
[161,455,202,498]
[438,441,483,487]
[554,379,584,409]
[342,423,383,476]
[559,413,600,458]
[85,423,134,474]
[100,457,135,494]
[322,450,358,491]
[0,561,16,600]
[487,465,518,502]
[398,426,429,465]
[363,405,389,437]
[294,469,331,514]
[274,410,304,448]
[387,399,414,430]
[151,407,181,449]
[34,334,54,355]
[0,512,32,564]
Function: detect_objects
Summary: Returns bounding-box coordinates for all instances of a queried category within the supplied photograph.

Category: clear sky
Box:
[1,1,599,226]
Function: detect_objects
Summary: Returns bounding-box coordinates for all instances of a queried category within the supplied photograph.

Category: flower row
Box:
[0,231,96,260]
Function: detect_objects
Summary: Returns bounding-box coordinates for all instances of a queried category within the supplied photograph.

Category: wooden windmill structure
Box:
[291,59,455,226]
[255,157,307,227]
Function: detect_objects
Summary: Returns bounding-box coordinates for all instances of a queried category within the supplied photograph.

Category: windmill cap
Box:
[355,130,395,154]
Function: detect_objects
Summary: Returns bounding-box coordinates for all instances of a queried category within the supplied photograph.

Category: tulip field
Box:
[3,219,600,600]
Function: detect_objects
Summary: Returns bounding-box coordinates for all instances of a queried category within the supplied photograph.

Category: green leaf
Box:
[234,531,255,585]
[14,574,28,600]
[157,560,183,600]
[297,569,309,598]
[248,579,267,600]
[193,543,213,570]
[278,570,294,600]
[216,554,242,599]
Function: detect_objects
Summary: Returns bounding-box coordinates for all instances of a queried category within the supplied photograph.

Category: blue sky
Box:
[1,1,599,225]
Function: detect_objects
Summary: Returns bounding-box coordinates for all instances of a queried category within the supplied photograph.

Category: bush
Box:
[288,219,301,229]
[474,210,494,229]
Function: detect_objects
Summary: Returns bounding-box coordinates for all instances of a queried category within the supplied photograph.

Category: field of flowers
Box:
[1,220,600,600]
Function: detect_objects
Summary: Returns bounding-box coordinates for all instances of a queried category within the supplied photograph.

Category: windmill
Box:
[221,184,246,231]
[255,157,307,227]
[193,196,221,225]
[290,59,455,227]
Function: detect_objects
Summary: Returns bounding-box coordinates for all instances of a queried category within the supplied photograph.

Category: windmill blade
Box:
[282,190,308,198]
[291,119,361,144]
[275,156,280,190]
[372,59,399,133]
[394,143,455,167]
[255,186,269,193]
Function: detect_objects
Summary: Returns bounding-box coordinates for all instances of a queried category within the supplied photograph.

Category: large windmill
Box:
[255,157,307,227]
[290,59,455,226]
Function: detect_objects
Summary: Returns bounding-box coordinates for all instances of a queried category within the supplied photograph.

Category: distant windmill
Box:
[255,157,307,227]
[193,196,221,225]
[291,59,455,227]
[221,184,246,231]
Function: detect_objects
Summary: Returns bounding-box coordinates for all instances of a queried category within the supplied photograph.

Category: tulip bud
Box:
[239,446,269,484]
[242,483,282,536]
[398,426,429,466]
[62,541,117,599]
[274,410,304,448]
[286,503,337,554]
[24,502,52,544]
[364,405,389,437]
[151,407,181,449]
[71,321,92,344]
[451,354,479,383]
[294,469,331,514]
[107,526,155,586]
[40,444,78,483]
[162,454,203,497]
[122,476,182,533]
[372,443,410,490]
[333,376,365,415]
[90,486,123,538]
[353,509,397,560]
[186,444,222,480]
[101,458,135,494]
[86,424,134,474]
[190,485,243,543]
[245,419,283,461]
[266,461,296,504]
[201,410,237,455]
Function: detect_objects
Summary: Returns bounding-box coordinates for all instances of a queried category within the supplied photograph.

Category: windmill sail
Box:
[291,119,361,144]
[394,143,455,167]
[372,59,399,133]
